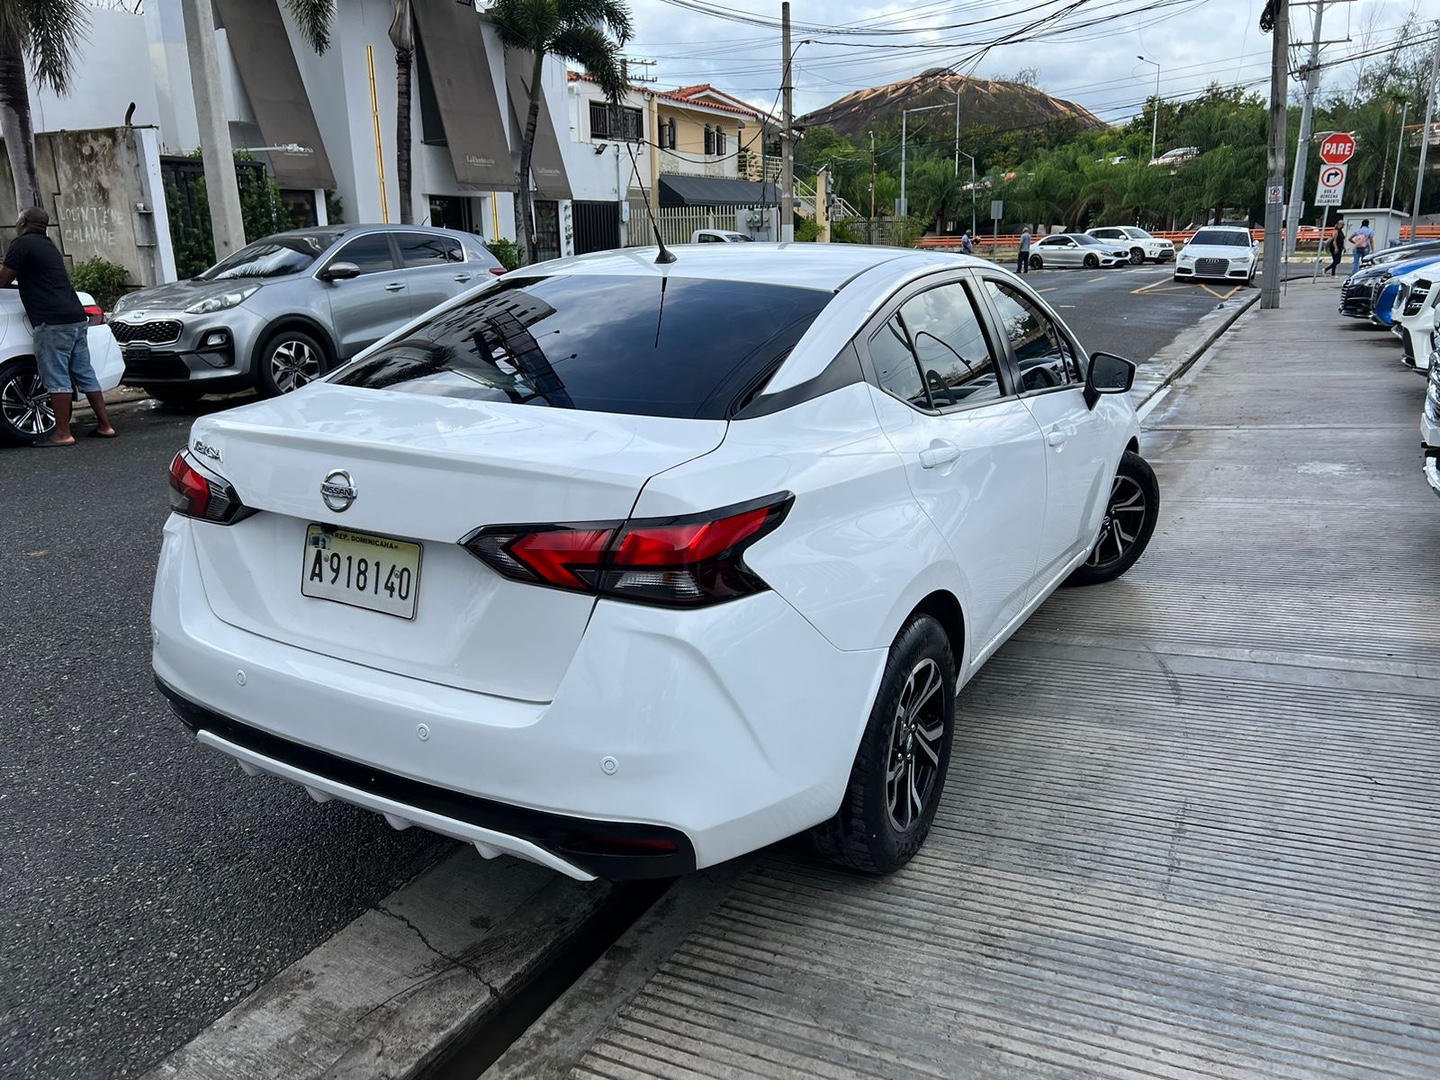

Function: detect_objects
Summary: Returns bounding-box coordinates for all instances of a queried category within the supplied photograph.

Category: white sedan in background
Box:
[152,245,1159,882]
[1173,226,1258,284]
[1087,225,1175,265]
[0,289,123,444]
[1026,233,1132,270]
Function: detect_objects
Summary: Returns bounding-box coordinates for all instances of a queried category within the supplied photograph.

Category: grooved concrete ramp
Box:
[562,282,1440,1079]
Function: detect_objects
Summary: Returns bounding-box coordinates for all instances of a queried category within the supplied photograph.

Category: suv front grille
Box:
[112,319,182,346]
[1404,281,1431,317]
[1196,257,1228,275]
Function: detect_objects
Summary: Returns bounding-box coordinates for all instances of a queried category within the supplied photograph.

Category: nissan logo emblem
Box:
[321,469,357,512]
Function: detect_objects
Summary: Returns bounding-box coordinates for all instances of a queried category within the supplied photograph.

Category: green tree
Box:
[0,0,88,211]
[492,0,631,263]
[286,1,417,223]
[910,159,965,234]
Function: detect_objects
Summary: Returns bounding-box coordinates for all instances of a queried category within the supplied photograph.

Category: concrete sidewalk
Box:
[490,276,1440,1079]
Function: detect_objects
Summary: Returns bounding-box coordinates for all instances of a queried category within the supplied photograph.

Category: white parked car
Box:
[1087,226,1175,265]
[1173,226,1258,285]
[1424,313,1440,498]
[1390,269,1437,373]
[690,229,754,243]
[0,289,124,444]
[1026,233,1131,270]
[152,245,1159,881]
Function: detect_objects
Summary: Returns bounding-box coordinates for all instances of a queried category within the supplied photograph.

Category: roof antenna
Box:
[625,140,677,264]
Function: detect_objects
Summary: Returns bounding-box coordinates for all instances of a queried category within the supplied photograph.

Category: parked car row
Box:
[1335,239,1440,499]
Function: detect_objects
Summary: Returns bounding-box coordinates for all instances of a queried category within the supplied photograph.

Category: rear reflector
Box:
[464,494,793,608]
[168,452,253,524]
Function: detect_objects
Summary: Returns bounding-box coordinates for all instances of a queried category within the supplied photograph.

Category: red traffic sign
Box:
[1319,133,1356,165]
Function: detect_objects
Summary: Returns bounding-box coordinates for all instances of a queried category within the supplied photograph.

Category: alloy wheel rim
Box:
[1,370,56,436]
[1130,249,1144,265]
[270,340,320,393]
[1086,474,1146,569]
[885,657,946,832]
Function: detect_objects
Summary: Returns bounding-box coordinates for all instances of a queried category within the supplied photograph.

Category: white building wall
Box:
[561,77,651,205]
[27,10,162,135]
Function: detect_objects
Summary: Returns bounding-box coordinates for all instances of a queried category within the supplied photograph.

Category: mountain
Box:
[797,70,1107,139]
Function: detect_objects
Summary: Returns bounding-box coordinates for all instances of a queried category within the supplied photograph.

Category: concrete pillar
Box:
[181,0,245,260]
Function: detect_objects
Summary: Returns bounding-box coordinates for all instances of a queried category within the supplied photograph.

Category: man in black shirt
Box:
[0,206,116,446]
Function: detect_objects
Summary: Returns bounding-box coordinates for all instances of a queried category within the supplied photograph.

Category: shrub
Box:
[794,216,822,242]
[485,237,523,271]
[71,258,130,311]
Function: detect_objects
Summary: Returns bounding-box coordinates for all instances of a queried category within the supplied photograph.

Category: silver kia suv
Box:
[110,225,504,402]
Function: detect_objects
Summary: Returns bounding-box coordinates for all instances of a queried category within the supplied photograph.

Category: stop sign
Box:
[1319,133,1356,165]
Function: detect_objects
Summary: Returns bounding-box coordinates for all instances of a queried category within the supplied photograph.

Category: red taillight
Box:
[83,304,104,326]
[168,452,252,524]
[464,494,793,607]
[489,266,506,276]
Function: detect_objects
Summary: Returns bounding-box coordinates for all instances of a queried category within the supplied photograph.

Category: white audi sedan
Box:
[152,245,1158,881]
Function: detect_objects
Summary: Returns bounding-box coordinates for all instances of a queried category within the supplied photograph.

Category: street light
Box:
[1137,55,1160,164]
[954,148,977,238]
[900,101,954,219]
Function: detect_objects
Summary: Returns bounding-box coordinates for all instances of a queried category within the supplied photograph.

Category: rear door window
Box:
[866,281,1003,410]
[398,233,463,267]
[332,274,832,419]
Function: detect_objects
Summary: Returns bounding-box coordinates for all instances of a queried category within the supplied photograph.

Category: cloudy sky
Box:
[620,0,1426,124]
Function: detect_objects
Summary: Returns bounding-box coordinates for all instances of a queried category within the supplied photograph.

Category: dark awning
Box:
[411,0,516,191]
[658,175,776,208]
[504,51,572,201]
[213,0,336,190]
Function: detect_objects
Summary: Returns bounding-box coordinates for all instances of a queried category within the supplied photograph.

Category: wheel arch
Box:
[250,315,338,374]
[909,590,966,677]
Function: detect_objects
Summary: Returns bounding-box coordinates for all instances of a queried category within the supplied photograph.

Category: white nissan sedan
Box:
[152,245,1158,881]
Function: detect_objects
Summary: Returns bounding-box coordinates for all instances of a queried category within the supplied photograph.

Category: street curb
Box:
[1133,288,1262,414]
[141,850,612,1080]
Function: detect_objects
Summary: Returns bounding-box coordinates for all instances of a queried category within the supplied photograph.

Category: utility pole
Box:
[1286,0,1324,257]
[181,0,245,260]
[869,129,877,244]
[1138,56,1160,163]
[1261,0,1288,311]
[780,2,794,243]
[1409,26,1440,241]
[1386,101,1409,211]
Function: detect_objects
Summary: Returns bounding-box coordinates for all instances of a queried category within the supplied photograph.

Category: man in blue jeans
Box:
[0,206,115,446]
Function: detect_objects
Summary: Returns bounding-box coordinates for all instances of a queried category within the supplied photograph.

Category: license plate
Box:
[301,524,422,619]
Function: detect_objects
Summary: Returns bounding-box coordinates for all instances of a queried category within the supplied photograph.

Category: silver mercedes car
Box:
[110,225,504,402]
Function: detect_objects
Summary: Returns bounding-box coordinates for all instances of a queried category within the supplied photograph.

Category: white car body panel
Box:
[151,244,1150,877]
[1030,235,1129,269]
[1424,348,1440,497]
[1389,270,1436,372]
[0,289,124,389]
[1174,228,1258,282]
[1087,227,1174,261]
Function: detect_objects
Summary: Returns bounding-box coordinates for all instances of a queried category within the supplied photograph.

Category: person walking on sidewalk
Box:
[1349,218,1373,274]
[0,206,116,447]
[1325,219,1345,276]
[1017,226,1032,274]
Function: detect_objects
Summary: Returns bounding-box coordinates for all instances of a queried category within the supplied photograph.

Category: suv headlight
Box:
[185,285,260,315]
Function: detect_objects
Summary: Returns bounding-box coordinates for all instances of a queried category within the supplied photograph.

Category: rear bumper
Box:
[151,516,886,879]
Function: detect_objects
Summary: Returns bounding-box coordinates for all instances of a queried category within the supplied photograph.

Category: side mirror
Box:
[319,261,361,282]
[1084,350,1135,410]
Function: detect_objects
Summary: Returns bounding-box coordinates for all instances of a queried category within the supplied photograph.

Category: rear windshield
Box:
[332,274,833,419]
[1190,229,1251,247]
[199,232,337,280]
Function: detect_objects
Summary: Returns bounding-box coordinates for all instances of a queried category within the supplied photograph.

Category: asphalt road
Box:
[0,263,1250,1080]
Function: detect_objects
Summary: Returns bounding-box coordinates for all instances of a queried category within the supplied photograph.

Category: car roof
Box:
[506,243,988,291]
[263,224,480,244]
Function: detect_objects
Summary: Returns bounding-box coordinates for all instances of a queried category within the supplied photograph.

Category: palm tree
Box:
[0,0,88,212]
[286,0,416,224]
[492,0,631,264]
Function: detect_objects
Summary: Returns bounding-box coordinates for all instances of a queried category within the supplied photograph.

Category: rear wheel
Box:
[0,357,54,444]
[1065,451,1160,586]
[809,614,956,875]
[1028,254,1043,270]
[256,328,329,397]
[1129,247,1145,265]
[1083,253,1099,268]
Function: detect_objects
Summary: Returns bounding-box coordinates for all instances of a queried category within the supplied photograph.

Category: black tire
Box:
[0,357,55,445]
[809,614,957,875]
[255,328,329,397]
[1083,253,1099,269]
[1129,247,1145,265]
[1065,450,1160,586]
[144,385,206,407]
[1028,254,1043,270]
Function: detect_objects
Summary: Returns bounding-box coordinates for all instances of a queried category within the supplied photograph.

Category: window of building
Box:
[590,101,644,142]
[661,118,677,150]
[715,127,727,155]
[704,125,714,155]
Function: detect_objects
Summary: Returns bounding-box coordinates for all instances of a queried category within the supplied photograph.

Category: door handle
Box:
[919,442,962,469]
[384,283,405,292]
[1045,423,1076,448]
[454,273,473,283]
